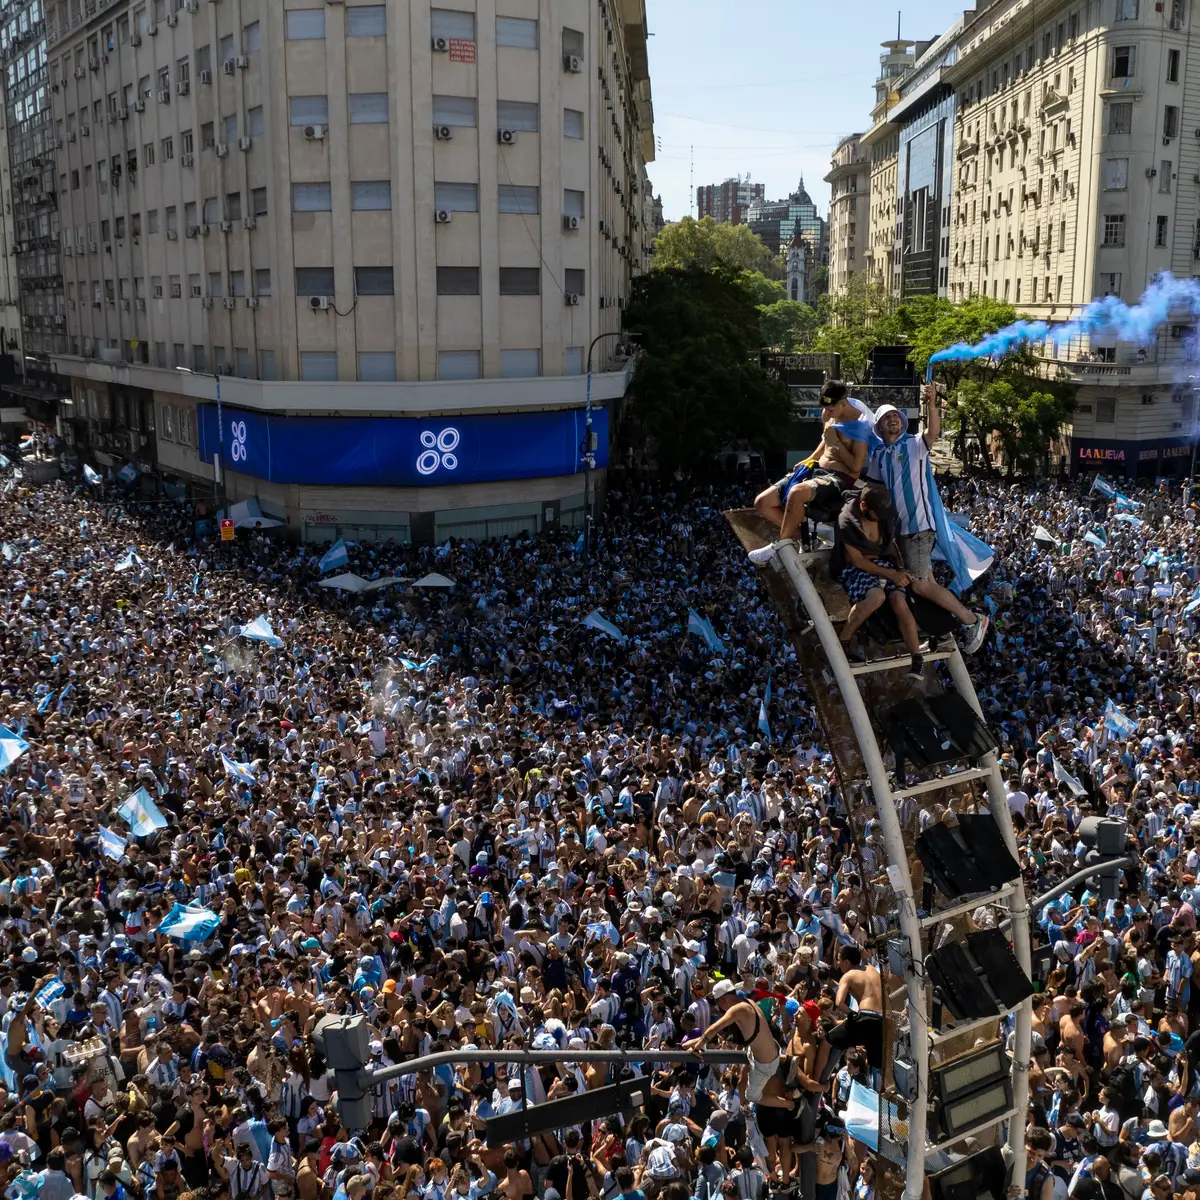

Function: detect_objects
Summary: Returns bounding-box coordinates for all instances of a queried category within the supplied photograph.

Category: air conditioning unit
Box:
[190,284,202,296]
[176,80,190,96]
[434,124,453,140]
[147,22,158,35]
[157,89,170,104]
[246,297,260,308]
[201,296,213,308]
[220,220,232,232]
[498,129,516,144]
[81,124,91,136]
[435,209,452,223]
[1171,14,1184,27]
[73,67,85,79]
[166,230,178,240]
[109,111,118,123]
[181,152,194,166]
[185,0,199,11]
[598,219,611,235]
[564,292,580,306]
[310,295,331,310]
[243,216,256,229]
[200,223,211,236]
[199,69,212,84]
[133,99,145,112]
[186,224,199,238]
[223,297,236,309]
[119,107,129,120]
[88,57,99,70]
[564,54,583,73]
[563,215,580,231]
[304,124,325,140]
[130,33,142,46]
[88,241,98,252]
[121,299,130,311]
[166,12,178,25]
[215,142,229,158]
[432,36,449,52]
[222,59,236,76]
[137,299,146,311]
[154,285,164,298]
[236,55,249,68]
[238,136,252,151]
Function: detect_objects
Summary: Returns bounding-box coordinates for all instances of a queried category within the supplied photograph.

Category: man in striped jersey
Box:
[868,390,990,655]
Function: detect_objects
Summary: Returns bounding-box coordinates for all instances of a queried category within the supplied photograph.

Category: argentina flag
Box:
[99,826,127,862]
[155,904,220,941]
[319,539,350,574]
[1104,700,1138,738]
[222,754,258,786]
[687,609,725,654]
[83,464,102,485]
[118,787,169,836]
[33,979,66,1010]
[0,726,30,772]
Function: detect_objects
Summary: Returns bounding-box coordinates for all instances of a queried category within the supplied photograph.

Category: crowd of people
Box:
[0,406,1199,1200]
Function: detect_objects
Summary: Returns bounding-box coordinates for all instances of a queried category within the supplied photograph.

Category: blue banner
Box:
[196,406,608,487]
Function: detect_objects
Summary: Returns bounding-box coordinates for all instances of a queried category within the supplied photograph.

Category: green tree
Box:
[759,299,818,352]
[623,268,792,473]
[811,274,903,378]
[906,294,1026,383]
[652,216,779,276]
[945,378,1074,475]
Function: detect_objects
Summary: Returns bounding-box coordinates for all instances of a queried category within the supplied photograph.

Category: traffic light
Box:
[1077,816,1129,903]
[486,1076,647,1143]
[313,1014,374,1130]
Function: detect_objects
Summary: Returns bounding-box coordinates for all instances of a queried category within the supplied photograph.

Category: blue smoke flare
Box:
[926,272,1200,371]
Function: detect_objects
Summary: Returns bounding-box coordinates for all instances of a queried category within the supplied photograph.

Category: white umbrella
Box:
[317,573,370,593]
[413,572,455,589]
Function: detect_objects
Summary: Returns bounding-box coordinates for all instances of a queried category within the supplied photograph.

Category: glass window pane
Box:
[290,95,329,126]
[432,95,477,127]
[500,349,540,378]
[248,105,264,136]
[437,267,480,295]
[434,182,478,212]
[497,100,538,132]
[437,350,481,380]
[431,10,475,39]
[349,93,388,124]
[346,6,386,36]
[564,189,584,218]
[286,10,325,39]
[292,183,331,211]
[563,108,584,139]
[565,346,584,375]
[352,180,391,210]
[296,267,335,294]
[564,268,585,295]
[255,268,272,297]
[358,352,396,381]
[496,17,538,49]
[354,266,394,296]
[498,185,539,214]
[499,267,540,296]
[300,352,339,381]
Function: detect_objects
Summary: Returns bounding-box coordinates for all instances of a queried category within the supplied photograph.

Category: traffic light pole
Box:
[999,854,1140,933]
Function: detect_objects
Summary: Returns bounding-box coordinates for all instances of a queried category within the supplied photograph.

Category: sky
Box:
[643,0,969,222]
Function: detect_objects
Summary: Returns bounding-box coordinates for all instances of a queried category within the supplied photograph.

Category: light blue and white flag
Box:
[56,684,73,712]
[758,677,772,743]
[1083,530,1106,549]
[1091,476,1141,510]
[1104,700,1138,738]
[585,920,621,944]
[33,979,66,1010]
[113,548,142,572]
[0,544,12,562]
[222,754,257,787]
[1115,512,1143,528]
[0,453,9,469]
[582,609,627,644]
[397,654,441,671]
[687,608,725,654]
[165,581,173,602]
[155,904,220,941]
[0,726,30,772]
[98,826,127,862]
[83,463,102,485]
[1052,755,1087,798]
[573,531,584,554]
[117,463,139,485]
[36,692,54,714]
[118,787,168,836]
[319,539,349,574]
[239,614,283,648]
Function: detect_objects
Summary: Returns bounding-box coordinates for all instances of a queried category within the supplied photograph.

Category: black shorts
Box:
[755,1101,793,1139]
[825,1009,884,1069]
[775,469,854,522]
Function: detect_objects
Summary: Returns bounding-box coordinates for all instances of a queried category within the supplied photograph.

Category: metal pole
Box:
[583,332,624,568]
[999,855,1140,930]
[213,369,224,514]
[773,544,929,1200]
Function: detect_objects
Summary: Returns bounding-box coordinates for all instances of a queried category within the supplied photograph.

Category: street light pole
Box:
[176,366,223,514]
[583,331,629,568]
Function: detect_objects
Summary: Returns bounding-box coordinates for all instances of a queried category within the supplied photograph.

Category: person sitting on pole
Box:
[689,979,786,1107]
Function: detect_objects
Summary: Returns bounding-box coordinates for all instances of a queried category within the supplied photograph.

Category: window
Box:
[181,129,194,154]
[144,141,155,166]
[347,6,386,36]
[1115,0,1138,17]
[499,267,540,296]
[225,192,242,220]
[500,349,541,378]
[255,269,271,297]
[243,21,261,52]
[230,271,245,297]
[563,189,584,218]
[193,345,207,373]
[161,405,174,439]
[432,95,477,127]
[1157,214,1169,246]
[496,17,538,48]
[1161,160,1172,193]
[358,352,396,381]
[292,183,332,211]
[497,100,539,132]
[140,74,152,98]
[201,121,215,149]
[437,350,481,380]
[296,267,335,294]
[564,108,584,139]
[434,182,478,212]
[351,181,391,210]
[431,9,475,40]
[1068,12,1079,38]
[203,197,220,223]
[1108,102,1132,134]
[177,57,189,85]
[1112,45,1135,77]
[564,268,586,295]
[1165,105,1180,139]
[207,272,223,298]
[437,267,480,295]
[165,206,178,234]
[1103,213,1126,245]
[252,187,268,215]
[1104,157,1128,189]
[349,93,388,124]
[286,9,325,40]
[300,352,339,381]
[161,135,174,160]
[224,115,238,144]
[260,350,277,380]
[248,106,264,136]
[147,209,159,233]
[499,185,539,214]
[354,266,394,296]
[563,28,585,58]
[1096,396,1117,423]
[1168,48,1181,83]
[220,34,234,63]
[565,346,584,376]
[290,96,329,126]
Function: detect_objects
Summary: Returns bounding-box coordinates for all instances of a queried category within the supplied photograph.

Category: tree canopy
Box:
[652,216,780,277]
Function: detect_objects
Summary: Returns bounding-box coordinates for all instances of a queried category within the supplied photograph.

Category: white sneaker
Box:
[963,613,989,655]
[747,539,792,566]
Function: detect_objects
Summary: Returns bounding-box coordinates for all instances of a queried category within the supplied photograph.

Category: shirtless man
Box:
[749,380,871,561]
[690,979,782,1103]
[794,1114,856,1200]
[814,945,884,1083]
[1059,999,1087,1063]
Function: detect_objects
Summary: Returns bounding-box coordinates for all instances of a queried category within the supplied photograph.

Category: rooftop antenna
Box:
[897,10,901,40]
[690,144,694,217]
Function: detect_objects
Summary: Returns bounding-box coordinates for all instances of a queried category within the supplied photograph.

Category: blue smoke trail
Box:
[925,272,1200,376]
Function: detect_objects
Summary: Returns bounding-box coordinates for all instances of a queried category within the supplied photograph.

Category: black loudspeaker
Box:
[885,690,998,786]
[968,929,1037,1010]
[956,814,1022,888]
[929,1146,1009,1200]
[916,823,989,898]
[926,940,999,1021]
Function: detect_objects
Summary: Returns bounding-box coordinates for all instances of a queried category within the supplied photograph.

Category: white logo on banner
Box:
[416,427,460,476]
[230,420,248,463]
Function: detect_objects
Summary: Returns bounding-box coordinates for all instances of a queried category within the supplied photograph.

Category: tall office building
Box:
[945,0,1192,478]
[42,0,654,542]
[695,173,763,225]
[746,179,827,262]
[824,133,868,295]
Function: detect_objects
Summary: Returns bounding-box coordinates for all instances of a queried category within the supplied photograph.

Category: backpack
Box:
[1027,1163,1052,1200]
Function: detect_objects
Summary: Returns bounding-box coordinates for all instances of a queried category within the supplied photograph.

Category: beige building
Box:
[824,133,869,295]
[944,0,1195,478]
[42,0,654,539]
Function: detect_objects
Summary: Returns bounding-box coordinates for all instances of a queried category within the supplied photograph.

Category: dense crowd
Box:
[1,420,1200,1200]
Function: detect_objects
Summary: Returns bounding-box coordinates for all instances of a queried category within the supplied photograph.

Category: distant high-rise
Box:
[695,174,764,225]
[746,180,827,261]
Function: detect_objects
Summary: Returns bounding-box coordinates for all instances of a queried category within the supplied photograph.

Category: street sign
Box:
[219,518,234,541]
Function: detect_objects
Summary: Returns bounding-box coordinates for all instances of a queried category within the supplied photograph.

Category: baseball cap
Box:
[711,979,736,1001]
